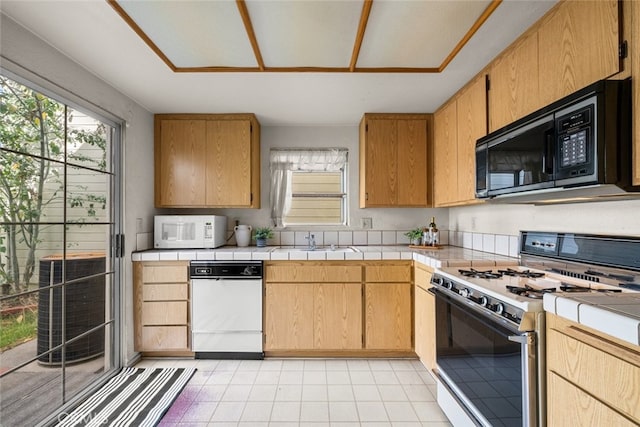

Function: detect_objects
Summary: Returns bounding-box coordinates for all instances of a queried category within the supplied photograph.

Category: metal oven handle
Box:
[509,332,538,427]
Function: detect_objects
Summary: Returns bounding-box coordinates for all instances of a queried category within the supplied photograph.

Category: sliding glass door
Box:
[0,73,122,426]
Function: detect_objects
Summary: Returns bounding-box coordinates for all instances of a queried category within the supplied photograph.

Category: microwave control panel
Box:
[559,130,588,167]
[556,105,594,176]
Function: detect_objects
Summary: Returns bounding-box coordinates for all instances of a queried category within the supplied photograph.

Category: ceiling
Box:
[0,0,557,126]
[110,0,498,72]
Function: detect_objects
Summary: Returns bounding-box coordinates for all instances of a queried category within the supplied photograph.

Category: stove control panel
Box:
[431,274,525,326]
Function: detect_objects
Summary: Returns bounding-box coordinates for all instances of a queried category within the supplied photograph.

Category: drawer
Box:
[142,263,188,283]
[141,326,188,351]
[142,283,188,301]
[548,371,637,427]
[141,301,187,325]
[266,264,362,283]
[365,264,411,282]
[547,327,640,421]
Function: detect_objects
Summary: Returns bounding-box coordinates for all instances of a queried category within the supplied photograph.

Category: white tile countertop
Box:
[543,293,640,347]
[131,245,519,268]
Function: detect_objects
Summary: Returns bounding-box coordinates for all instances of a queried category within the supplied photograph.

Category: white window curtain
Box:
[270,148,348,227]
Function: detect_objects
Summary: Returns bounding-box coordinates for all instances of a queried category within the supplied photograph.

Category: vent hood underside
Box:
[484,184,640,205]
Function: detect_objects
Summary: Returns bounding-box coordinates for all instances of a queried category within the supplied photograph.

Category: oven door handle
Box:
[509,331,538,427]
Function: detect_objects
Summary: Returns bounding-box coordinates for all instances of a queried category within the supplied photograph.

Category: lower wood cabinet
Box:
[264,282,362,351]
[364,282,412,350]
[546,313,640,426]
[133,261,191,355]
[264,283,314,350]
[414,263,435,370]
[264,261,413,356]
[315,283,362,349]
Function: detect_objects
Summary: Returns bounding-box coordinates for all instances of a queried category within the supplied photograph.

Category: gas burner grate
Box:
[506,284,556,299]
[498,268,545,278]
[458,268,503,279]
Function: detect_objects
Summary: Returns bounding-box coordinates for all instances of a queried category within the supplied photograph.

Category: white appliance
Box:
[190,261,263,359]
[154,215,227,249]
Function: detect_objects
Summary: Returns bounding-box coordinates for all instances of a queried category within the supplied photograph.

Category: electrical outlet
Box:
[362,217,373,229]
[136,218,143,233]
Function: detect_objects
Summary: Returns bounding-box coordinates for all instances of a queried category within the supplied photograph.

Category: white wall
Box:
[1,14,156,365]
[173,125,448,233]
[449,199,640,237]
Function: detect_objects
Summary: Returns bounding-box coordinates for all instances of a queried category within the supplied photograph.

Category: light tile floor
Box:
[135,358,452,427]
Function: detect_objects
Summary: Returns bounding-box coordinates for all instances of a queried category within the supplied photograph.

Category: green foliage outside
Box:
[0,308,38,350]
[0,76,108,296]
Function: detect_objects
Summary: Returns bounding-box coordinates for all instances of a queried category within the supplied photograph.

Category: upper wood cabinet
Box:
[488,0,620,132]
[359,114,430,208]
[154,114,260,208]
[433,74,487,207]
[538,0,620,106]
[489,32,539,132]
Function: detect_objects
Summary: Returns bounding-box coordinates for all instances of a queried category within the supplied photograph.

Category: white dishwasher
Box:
[190,260,263,359]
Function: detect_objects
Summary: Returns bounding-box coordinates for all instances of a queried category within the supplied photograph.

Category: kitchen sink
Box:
[271,246,358,253]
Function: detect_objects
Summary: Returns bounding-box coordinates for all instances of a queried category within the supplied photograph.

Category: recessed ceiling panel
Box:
[357,0,492,68]
[118,0,257,68]
[246,0,363,68]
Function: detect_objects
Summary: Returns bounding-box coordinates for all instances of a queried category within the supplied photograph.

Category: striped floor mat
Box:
[55,367,195,427]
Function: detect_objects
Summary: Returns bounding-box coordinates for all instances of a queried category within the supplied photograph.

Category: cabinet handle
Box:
[365,193,369,200]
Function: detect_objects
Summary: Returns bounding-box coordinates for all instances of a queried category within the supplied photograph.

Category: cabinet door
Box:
[361,119,397,206]
[264,283,314,350]
[365,283,412,350]
[414,266,435,369]
[456,75,486,204]
[206,120,253,206]
[538,0,619,106]
[157,120,206,207]
[397,119,428,206]
[489,32,539,132]
[433,100,458,207]
[314,283,362,350]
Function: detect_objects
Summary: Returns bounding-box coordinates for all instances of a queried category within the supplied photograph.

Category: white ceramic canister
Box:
[234,225,252,247]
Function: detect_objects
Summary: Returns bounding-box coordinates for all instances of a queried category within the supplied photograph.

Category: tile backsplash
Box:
[135,228,519,258]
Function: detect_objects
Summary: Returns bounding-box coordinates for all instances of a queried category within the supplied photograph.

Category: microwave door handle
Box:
[544,130,555,175]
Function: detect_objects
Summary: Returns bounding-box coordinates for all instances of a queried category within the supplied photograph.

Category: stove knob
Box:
[445,281,454,290]
[433,277,444,286]
[479,296,489,307]
[495,303,505,315]
[460,288,471,298]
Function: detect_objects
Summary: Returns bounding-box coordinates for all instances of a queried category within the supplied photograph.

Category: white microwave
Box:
[154,215,227,249]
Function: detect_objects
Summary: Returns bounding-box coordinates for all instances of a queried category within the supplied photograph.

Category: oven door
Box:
[432,288,537,427]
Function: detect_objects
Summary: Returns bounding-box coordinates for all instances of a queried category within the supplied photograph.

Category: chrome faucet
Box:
[305,232,316,251]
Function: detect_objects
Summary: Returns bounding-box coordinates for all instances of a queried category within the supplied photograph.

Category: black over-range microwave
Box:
[475,79,638,203]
